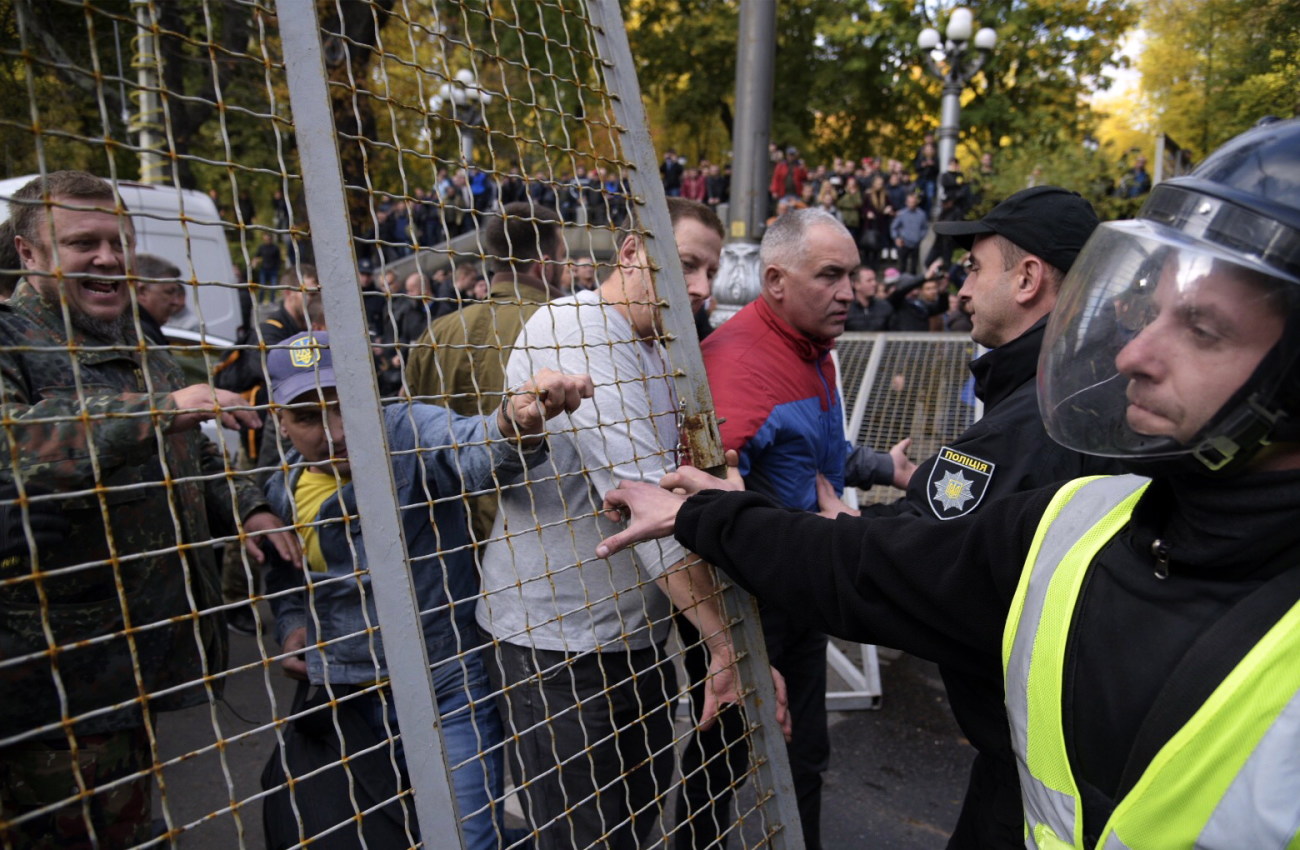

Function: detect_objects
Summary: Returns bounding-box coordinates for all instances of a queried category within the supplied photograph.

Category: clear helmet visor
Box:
[1039,219,1297,460]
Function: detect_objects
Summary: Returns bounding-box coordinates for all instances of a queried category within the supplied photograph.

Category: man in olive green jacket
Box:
[405,201,569,542]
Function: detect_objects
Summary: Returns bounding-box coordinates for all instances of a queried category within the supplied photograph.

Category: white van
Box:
[0,176,243,342]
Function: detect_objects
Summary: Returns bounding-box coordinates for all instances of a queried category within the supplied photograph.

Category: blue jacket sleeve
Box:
[396,401,547,496]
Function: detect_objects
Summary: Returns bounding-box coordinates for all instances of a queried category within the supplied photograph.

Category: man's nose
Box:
[92,241,123,268]
[687,271,711,301]
[1114,322,1162,380]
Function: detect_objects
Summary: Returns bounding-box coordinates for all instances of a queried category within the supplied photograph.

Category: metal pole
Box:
[586,2,804,847]
[275,2,467,846]
[936,79,961,194]
[932,76,962,222]
[132,0,164,184]
[730,0,777,245]
[711,0,776,324]
[459,127,474,166]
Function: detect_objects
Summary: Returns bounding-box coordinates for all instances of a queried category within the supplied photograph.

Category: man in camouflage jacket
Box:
[0,171,297,849]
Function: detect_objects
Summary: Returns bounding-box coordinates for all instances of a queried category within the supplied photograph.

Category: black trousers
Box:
[674,611,828,850]
[489,638,678,850]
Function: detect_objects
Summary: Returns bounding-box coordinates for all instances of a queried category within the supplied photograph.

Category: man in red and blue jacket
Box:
[674,209,906,850]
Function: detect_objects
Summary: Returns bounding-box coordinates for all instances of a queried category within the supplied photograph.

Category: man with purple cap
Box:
[261,330,592,850]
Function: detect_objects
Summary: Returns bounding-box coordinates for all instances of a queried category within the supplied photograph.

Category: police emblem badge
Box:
[289,335,322,368]
[927,446,995,520]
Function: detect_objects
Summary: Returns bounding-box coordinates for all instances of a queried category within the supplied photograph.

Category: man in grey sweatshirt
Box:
[477,199,787,850]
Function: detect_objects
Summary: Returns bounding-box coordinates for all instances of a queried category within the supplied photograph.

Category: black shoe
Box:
[226,606,260,636]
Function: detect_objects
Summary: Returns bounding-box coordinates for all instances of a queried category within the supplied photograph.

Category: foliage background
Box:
[0,0,1296,227]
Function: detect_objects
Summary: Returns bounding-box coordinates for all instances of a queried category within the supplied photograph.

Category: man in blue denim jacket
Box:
[263,330,591,849]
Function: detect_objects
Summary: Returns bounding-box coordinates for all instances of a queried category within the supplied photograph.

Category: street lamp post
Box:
[430,68,492,165]
[918,9,996,217]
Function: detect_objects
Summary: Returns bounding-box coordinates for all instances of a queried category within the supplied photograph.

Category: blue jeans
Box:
[356,653,508,850]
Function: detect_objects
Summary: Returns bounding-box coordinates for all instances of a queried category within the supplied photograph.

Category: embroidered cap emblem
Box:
[289,335,322,368]
[927,445,995,520]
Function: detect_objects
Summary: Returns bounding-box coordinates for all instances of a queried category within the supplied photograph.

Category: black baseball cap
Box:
[932,185,1100,273]
[268,331,336,405]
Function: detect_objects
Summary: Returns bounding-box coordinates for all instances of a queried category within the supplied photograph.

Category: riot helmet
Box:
[1038,118,1300,474]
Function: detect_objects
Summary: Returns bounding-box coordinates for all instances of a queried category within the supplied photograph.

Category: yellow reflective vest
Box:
[1003,475,1300,850]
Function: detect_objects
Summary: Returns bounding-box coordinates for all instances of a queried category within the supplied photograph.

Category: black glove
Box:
[0,483,71,560]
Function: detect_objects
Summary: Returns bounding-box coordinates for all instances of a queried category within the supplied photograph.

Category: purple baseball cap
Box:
[268,331,336,405]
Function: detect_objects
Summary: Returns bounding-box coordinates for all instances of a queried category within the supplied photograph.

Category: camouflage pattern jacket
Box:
[0,283,268,736]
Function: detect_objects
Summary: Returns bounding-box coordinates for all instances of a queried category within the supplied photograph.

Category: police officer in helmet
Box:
[598,118,1300,848]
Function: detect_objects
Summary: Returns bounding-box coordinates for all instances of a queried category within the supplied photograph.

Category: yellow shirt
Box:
[292,470,348,572]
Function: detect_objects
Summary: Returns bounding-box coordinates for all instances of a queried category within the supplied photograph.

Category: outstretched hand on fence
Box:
[166,385,262,433]
[597,450,744,557]
[597,482,687,558]
[659,449,745,495]
[498,369,595,441]
[700,653,792,742]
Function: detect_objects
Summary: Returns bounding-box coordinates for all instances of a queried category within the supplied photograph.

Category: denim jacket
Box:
[265,402,544,684]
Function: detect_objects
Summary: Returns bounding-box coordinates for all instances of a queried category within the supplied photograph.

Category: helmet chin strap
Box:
[1189,393,1288,472]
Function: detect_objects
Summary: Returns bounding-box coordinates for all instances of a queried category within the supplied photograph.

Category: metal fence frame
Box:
[275,1,801,847]
[826,333,984,711]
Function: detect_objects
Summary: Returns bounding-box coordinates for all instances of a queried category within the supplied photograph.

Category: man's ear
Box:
[1014,255,1048,305]
[14,234,37,270]
[616,232,644,270]
[763,264,785,301]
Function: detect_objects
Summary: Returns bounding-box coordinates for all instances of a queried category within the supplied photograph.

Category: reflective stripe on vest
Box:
[1003,474,1300,850]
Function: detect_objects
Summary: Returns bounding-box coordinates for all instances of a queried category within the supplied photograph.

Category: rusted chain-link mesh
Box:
[0,2,812,848]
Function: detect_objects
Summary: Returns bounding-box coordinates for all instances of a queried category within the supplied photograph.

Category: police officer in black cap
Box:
[847,186,1129,847]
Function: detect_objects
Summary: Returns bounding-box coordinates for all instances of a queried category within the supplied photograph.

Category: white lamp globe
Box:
[946,8,974,41]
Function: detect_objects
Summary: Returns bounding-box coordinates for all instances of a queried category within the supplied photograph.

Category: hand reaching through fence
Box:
[241,508,302,569]
[699,655,792,742]
[498,368,594,441]
[596,481,687,558]
[279,625,309,680]
[166,385,262,433]
[659,448,744,495]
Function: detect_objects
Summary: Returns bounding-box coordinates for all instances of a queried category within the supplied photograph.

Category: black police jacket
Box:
[850,316,1125,847]
[678,459,1300,847]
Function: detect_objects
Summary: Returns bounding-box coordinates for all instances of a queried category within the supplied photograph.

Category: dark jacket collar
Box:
[753,295,835,363]
[969,315,1048,409]
[137,309,169,346]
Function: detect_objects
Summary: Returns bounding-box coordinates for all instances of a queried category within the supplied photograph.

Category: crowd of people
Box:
[2,115,1298,850]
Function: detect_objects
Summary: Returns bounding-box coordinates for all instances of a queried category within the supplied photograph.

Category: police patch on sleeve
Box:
[928,446,995,520]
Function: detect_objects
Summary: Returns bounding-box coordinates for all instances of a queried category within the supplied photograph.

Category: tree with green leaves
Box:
[626,0,1139,176]
[1139,0,1299,161]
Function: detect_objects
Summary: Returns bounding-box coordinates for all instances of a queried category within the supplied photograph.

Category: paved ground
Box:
[822,650,971,847]
[152,616,971,849]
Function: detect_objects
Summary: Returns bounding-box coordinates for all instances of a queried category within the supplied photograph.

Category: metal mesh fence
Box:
[836,332,983,506]
[0,2,799,849]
